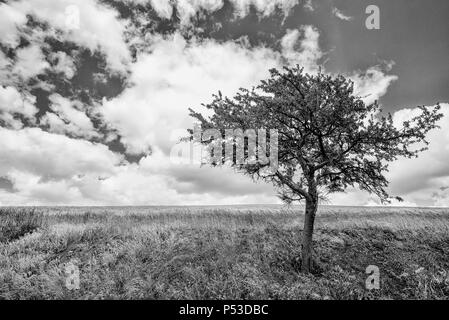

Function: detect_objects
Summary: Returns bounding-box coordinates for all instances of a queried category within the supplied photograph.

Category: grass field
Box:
[1,205,448,300]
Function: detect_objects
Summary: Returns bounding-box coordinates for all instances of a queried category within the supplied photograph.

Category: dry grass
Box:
[0,205,448,300]
[0,208,44,243]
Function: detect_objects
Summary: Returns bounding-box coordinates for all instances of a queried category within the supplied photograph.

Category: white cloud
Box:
[387,103,449,205]
[350,65,399,105]
[0,0,130,73]
[49,51,76,79]
[0,86,37,129]
[0,26,402,206]
[7,103,448,207]
[40,94,100,139]
[281,26,323,73]
[0,131,278,205]
[328,103,449,207]
[101,32,282,155]
[128,0,299,23]
[0,3,27,47]
[96,27,398,206]
[230,0,299,17]
[0,2,438,206]
[177,0,224,25]
[102,26,325,154]
[332,7,353,21]
[2,23,327,205]
[150,0,174,19]
[0,127,122,180]
[12,44,50,80]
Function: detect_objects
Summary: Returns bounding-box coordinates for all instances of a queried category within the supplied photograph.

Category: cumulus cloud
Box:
[349,65,399,105]
[12,44,50,80]
[101,32,282,155]
[281,26,323,73]
[0,127,129,205]
[97,27,398,205]
[40,94,100,139]
[0,86,37,129]
[0,130,278,205]
[387,103,449,206]
[0,2,27,47]
[0,0,131,73]
[0,20,404,205]
[176,0,224,25]
[139,149,275,196]
[101,26,328,155]
[0,25,325,205]
[230,0,299,17]
[327,103,449,207]
[148,0,174,19]
[0,127,122,180]
[127,0,299,23]
[0,0,432,206]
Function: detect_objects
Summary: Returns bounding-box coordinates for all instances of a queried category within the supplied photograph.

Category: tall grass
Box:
[0,206,448,299]
[0,208,44,243]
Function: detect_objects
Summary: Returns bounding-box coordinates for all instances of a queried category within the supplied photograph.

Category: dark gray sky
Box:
[190,0,449,112]
[321,0,449,111]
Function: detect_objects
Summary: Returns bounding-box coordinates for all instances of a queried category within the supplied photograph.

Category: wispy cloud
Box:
[303,0,314,12]
[332,7,353,21]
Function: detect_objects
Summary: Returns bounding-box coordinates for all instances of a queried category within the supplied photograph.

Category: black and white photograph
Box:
[0,0,448,307]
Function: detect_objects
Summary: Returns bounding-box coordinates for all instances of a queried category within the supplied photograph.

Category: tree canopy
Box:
[189,65,443,205]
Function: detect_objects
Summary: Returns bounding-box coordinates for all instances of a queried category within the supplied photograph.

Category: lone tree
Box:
[189,66,442,273]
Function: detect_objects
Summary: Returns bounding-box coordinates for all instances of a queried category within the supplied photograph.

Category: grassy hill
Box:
[1,206,448,299]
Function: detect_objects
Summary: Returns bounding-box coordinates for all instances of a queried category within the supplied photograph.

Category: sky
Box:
[0,0,448,206]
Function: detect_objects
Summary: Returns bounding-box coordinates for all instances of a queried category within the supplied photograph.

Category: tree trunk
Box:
[301,196,318,273]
